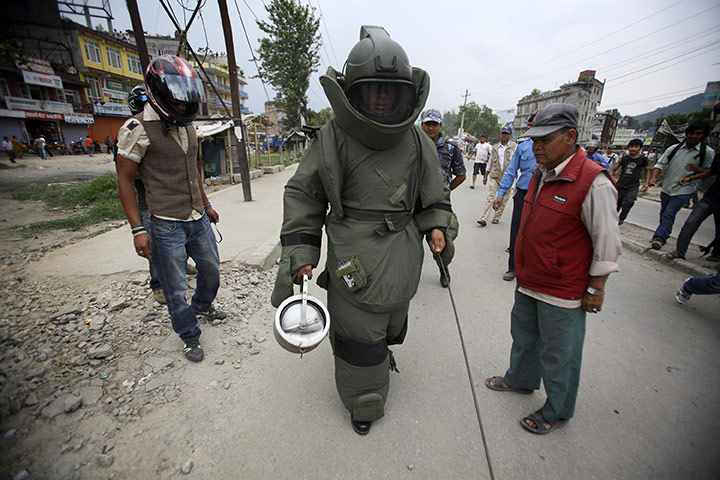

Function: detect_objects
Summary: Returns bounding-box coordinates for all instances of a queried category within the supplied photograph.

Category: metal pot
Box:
[274,275,330,355]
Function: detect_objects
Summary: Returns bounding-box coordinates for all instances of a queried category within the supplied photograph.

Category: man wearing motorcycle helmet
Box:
[271,26,457,435]
[585,139,609,169]
[116,55,225,363]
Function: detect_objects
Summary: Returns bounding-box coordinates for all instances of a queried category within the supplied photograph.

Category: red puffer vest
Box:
[515,148,608,300]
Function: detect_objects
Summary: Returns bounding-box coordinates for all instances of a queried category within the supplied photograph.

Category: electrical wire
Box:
[232,0,271,101]
[469,0,691,91]
[601,85,706,109]
[316,0,339,67]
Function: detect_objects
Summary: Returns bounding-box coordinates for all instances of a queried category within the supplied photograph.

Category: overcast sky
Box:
[100,0,719,118]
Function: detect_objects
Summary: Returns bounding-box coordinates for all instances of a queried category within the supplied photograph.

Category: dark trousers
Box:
[675,195,720,257]
[508,188,527,272]
[617,185,639,221]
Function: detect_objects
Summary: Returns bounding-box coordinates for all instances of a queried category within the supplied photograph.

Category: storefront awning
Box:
[195,120,234,139]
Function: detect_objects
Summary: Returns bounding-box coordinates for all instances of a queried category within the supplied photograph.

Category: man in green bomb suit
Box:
[271,26,458,436]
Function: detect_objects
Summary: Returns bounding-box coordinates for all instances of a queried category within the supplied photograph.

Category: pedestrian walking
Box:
[420,108,466,287]
[477,126,516,226]
[676,268,720,304]
[3,136,17,163]
[603,145,619,170]
[271,26,457,436]
[609,138,650,225]
[11,135,23,159]
[33,135,46,160]
[648,122,715,250]
[104,135,112,154]
[485,103,621,435]
[116,55,226,363]
[85,135,94,156]
[467,135,492,189]
[664,154,719,261]
[585,140,609,169]
[492,113,537,281]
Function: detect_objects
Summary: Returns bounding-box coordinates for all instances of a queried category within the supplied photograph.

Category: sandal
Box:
[520,409,565,435]
[485,376,533,394]
[663,251,684,260]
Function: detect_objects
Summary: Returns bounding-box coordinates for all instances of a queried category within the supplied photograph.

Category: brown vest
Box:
[136,115,202,219]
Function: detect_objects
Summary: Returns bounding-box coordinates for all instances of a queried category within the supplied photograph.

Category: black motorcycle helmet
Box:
[145,55,205,126]
[128,85,147,115]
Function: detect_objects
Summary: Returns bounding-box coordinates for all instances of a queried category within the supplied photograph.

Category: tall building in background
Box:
[514,70,605,142]
[188,54,250,117]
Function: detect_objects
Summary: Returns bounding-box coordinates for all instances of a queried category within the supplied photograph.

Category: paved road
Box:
[626,195,714,247]
[23,167,720,479]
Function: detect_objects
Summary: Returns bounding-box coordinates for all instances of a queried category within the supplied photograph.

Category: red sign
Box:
[25,111,64,121]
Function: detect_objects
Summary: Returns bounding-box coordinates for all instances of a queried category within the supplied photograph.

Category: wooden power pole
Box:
[218,0,252,201]
[458,89,471,138]
[126,0,150,73]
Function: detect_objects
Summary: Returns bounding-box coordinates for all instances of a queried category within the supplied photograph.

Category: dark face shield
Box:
[347,79,416,125]
[162,76,206,104]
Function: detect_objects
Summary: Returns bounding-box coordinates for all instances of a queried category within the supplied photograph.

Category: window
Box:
[0,79,9,99]
[64,89,81,107]
[87,76,101,102]
[84,39,101,64]
[106,46,122,69]
[20,83,45,100]
[127,54,142,75]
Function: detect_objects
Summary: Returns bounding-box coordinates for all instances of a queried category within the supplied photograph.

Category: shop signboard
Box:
[5,96,42,111]
[44,100,73,114]
[64,113,94,124]
[701,81,720,107]
[102,79,128,100]
[93,102,132,117]
[21,70,64,90]
[25,111,64,121]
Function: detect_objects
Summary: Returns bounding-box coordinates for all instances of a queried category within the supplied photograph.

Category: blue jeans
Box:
[150,214,220,342]
[653,192,692,243]
[38,146,46,160]
[684,270,720,295]
[135,180,161,291]
[675,196,720,257]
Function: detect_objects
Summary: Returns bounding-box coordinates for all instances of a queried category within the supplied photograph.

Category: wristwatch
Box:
[585,286,605,296]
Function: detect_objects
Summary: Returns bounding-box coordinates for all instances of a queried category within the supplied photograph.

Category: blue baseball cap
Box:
[421,109,442,124]
[501,126,512,134]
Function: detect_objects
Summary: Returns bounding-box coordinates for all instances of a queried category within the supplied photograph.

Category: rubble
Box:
[0,260,276,477]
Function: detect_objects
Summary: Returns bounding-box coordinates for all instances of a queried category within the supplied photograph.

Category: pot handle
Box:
[301,274,308,324]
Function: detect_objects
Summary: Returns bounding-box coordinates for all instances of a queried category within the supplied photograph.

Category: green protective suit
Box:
[272,66,458,422]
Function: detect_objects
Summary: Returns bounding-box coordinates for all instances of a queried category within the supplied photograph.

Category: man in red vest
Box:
[485,103,621,434]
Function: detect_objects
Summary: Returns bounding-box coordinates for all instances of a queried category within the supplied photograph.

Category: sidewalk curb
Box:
[621,238,714,277]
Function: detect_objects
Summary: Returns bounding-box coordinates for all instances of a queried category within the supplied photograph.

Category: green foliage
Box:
[641,120,654,130]
[520,88,542,102]
[0,162,25,169]
[442,110,458,129]
[255,0,321,132]
[305,107,334,126]
[449,102,500,142]
[605,108,622,119]
[12,173,125,235]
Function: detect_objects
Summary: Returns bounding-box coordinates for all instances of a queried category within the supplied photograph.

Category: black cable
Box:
[316,0,339,66]
[437,255,496,480]
[232,0,271,101]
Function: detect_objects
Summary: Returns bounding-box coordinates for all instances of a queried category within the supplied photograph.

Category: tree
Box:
[625,116,638,128]
[641,120,654,130]
[255,0,321,132]
[605,108,622,119]
[449,102,500,142]
[306,107,334,126]
[442,109,458,129]
[520,88,542,102]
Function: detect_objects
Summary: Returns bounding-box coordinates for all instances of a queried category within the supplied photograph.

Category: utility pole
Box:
[458,89,471,138]
[126,0,150,73]
[218,0,252,201]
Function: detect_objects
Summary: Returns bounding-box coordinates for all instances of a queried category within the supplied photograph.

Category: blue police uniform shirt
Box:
[435,136,466,188]
[497,138,537,198]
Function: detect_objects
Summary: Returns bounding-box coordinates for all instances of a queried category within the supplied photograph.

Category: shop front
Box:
[90,102,132,141]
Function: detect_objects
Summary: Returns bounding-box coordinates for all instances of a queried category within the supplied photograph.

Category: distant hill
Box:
[633,93,705,124]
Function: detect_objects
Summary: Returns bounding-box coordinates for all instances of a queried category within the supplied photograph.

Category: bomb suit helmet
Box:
[144,55,205,126]
[128,85,148,115]
[343,26,416,125]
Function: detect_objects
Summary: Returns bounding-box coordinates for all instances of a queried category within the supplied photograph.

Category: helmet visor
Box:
[163,75,206,104]
[347,79,416,125]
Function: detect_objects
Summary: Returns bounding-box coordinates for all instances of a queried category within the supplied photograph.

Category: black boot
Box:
[351,418,372,435]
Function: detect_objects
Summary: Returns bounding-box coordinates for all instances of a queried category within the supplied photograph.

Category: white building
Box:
[514,70,604,142]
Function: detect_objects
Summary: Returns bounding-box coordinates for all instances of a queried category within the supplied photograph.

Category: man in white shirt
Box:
[467,135,492,189]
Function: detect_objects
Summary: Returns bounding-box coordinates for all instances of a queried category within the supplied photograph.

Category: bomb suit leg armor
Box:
[272,26,458,431]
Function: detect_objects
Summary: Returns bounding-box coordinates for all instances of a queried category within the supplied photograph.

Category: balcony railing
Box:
[238,89,249,99]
